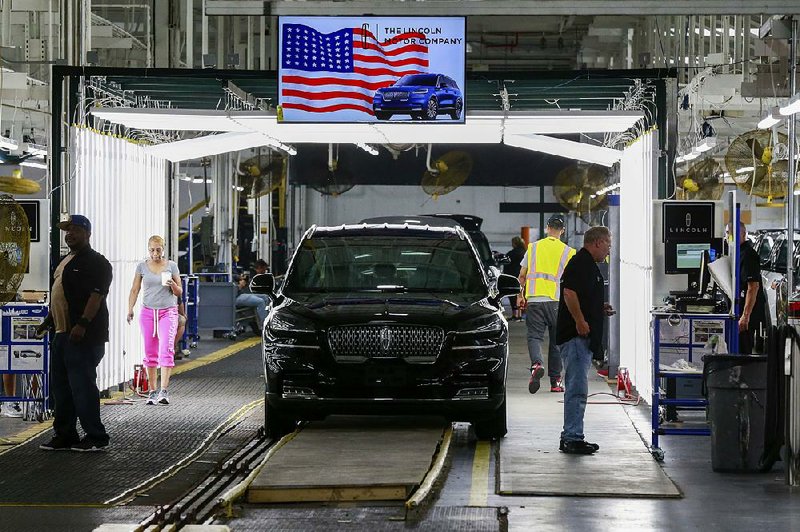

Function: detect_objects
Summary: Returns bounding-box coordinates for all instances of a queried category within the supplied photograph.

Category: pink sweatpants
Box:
[139,306,178,368]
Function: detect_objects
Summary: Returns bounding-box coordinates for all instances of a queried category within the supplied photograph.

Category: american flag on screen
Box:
[280,23,429,115]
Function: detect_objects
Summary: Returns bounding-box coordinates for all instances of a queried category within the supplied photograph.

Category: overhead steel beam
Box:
[269,1,800,16]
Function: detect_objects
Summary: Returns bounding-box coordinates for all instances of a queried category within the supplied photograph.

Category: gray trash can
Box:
[703,354,769,473]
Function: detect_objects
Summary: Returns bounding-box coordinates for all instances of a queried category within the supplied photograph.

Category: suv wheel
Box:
[472,395,507,440]
[424,98,438,120]
[450,98,463,120]
[375,111,392,120]
[265,393,296,438]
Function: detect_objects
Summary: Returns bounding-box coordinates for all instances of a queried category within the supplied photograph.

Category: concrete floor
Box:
[219,321,799,531]
[0,322,798,531]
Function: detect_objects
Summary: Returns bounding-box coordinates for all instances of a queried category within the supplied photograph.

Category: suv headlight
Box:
[413,88,429,94]
[266,311,315,339]
[451,314,505,349]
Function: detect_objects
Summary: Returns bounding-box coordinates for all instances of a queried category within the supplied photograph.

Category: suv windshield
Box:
[396,74,436,87]
[283,235,486,296]
[468,231,494,268]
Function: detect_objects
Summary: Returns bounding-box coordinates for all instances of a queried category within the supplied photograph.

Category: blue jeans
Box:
[50,333,109,444]
[525,301,563,378]
[236,293,268,324]
[559,336,592,443]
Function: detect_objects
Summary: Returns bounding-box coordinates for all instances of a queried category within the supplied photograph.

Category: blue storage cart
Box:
[650,311,736,461]
[180,275,200,350]
[0,303,50,422]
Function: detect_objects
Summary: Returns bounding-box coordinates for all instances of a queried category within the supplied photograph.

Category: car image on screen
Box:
[372,73,463,121]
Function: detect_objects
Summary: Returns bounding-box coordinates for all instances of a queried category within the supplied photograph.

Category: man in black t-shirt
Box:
[556,226,615,455]
[36,215,113,452]
[736,223,766,354]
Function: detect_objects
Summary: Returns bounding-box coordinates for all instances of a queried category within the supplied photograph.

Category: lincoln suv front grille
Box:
[328,325,444,363]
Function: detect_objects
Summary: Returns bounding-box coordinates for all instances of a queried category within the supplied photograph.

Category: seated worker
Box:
[235,273,268,328]
[254,259,269,275]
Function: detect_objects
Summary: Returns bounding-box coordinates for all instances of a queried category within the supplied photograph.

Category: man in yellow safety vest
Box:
[517,215,576,394]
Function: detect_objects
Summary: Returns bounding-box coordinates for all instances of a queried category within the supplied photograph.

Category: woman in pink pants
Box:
[127,235,182,405]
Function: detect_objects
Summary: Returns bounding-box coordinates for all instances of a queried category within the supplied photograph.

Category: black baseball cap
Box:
[546,215,565,229]
[57,214,92,233]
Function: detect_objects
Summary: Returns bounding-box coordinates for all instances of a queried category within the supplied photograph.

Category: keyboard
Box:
[669,290,697,297]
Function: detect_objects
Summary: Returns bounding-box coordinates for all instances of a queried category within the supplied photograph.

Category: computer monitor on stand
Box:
[664,239,723,294]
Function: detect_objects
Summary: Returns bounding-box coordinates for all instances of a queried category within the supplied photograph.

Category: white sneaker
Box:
[2,402,23,418]
[157,389,170,405]
[145,391,158,405]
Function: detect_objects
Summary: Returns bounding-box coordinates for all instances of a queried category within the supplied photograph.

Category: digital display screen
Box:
[278,16,466,123]
[675,242,711,270]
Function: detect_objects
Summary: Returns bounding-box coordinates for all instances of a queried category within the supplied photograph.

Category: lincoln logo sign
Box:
[662,202,714,242]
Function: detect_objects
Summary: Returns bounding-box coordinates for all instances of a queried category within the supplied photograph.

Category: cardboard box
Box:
[20,291,47,304]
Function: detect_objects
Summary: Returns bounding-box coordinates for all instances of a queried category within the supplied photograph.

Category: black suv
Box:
[251,221,520,439]
[364,214,509,272]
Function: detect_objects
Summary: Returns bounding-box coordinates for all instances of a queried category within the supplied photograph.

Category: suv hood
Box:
[277,293,497,328]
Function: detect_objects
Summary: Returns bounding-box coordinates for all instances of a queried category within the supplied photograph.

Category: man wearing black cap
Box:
[517,215,575,394]
[36,214,113,452]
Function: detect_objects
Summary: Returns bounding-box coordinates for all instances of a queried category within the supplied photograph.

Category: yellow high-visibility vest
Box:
[524,237,576,300]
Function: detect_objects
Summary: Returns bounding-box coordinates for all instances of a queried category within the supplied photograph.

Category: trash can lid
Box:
[701,354,767,363]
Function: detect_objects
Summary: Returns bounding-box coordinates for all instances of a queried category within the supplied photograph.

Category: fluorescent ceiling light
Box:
[736,166,755,174]
[242,116,504,144]
[758,107,783,129]
[89,109,644,147]
[695,137,717,153]
[91,109,251,132]
[504,133,623,167]
[502,111,643,135]
[143,132,281,162]
[779,93,800,116]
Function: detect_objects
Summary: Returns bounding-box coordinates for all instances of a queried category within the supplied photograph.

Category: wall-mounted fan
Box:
[724,129,790,202]
[421,148,472,199]
[0,194,31,307]
[553,163,610,223]
[308,144,355,196]
[676,157,724,200]
[238,154,284,198]
[0,168,40,195]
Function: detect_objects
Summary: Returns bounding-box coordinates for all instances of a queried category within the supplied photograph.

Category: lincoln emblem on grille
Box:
[380,327,392,353]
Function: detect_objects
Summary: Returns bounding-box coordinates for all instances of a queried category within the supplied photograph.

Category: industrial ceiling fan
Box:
[0,194,31,307]
[420,146,473,200]
[553,162,610,224]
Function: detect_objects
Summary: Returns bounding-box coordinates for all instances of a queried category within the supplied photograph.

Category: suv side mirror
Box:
[496,273,521,298]
[493,251,511,265]
[250,273,275,296]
